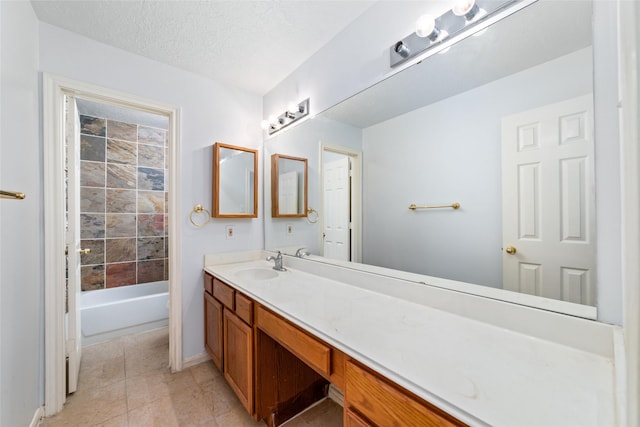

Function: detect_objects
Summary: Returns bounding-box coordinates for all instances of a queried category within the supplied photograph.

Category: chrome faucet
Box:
[266,251,286,271]
[295,247,310,258]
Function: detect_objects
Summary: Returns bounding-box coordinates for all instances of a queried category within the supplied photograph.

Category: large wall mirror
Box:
[213,142,258,218]
[264,0,612,318]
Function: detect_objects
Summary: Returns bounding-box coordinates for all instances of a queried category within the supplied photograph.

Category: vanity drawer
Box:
[345,360,465,427]
[204,272,213,295]
[235,292,253,325]
[213,278,235,310]
[256,306,331,377]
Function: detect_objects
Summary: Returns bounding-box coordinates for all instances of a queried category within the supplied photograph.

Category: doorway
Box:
[320,144,362,263]
[43,74,182,416]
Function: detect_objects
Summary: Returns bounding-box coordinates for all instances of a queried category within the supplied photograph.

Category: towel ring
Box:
[306,207,319,224]
[189,204,211,227]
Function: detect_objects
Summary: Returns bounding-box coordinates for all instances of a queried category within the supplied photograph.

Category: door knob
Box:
[79,248,91,255]
[505,245,517,255]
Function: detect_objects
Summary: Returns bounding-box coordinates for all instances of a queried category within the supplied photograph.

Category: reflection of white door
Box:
[279,171,299,214]
[323,156,350,261]
[65,96,82,393]
[502,94,595,305]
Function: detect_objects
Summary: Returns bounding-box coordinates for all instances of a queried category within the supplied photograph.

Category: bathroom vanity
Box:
[204,251,619,426]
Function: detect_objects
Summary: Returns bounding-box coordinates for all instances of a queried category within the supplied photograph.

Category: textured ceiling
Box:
[31,0,375,95]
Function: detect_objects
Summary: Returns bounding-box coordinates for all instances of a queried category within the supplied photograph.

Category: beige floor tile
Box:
[93,413,128,427]
[42,381,127,426]
[77,355,125,393]
[123,328,168,355]
[287,399,343,426]
[124,349,169,378]
[127,396,180,427]
[126,367,197,410]
[81,338,125,369]
[214,404,266,427]
[189,360,220,385]
[199,375,243,417]
[42,327,344,427]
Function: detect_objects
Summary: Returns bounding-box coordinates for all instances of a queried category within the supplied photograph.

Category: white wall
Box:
[264,116,362,255]
[38,23,263,360]
[363,48,592,288]
[0,2,43,425]
[264,2,623,324]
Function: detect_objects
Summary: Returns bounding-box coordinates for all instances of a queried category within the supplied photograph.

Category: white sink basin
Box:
[234,268,279,281]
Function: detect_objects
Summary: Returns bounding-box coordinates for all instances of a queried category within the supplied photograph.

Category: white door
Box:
[501,94,596,305]
[65,96,83,393]
[323,156,351,261]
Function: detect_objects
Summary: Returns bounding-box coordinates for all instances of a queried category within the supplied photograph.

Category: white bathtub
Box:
[81,281,169,346]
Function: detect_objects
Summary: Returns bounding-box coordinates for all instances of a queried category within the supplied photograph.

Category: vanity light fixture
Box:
[263,98,310,136]
[390,0,519,67]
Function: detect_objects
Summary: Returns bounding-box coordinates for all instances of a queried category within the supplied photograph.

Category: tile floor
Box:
[40,327,343,427]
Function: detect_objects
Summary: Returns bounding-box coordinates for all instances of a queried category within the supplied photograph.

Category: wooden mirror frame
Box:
[213,142,258,218]
[271,154,308,218]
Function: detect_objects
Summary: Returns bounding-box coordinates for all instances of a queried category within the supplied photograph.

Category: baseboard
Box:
[327,384,344,407]
[30,406,44,427]
[182,351,210,369]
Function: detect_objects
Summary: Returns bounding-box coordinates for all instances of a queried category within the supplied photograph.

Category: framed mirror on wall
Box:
[213,142,258,218]
[263,0,614,319]
[271,154,308,218]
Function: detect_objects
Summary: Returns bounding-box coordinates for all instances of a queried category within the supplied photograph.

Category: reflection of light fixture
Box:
[263,98,310,136]
[415,14,441,41]
[390,0,514,68]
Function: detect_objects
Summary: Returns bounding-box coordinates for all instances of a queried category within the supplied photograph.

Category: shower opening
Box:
[67,97,171,347]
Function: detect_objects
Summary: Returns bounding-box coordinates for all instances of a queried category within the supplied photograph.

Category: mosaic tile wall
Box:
[78,115,168,291]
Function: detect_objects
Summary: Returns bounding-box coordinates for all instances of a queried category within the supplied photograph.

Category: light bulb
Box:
[260,120,269,130]
[452,0,480,21]
[287,102,299,114]
[415,14,441,41]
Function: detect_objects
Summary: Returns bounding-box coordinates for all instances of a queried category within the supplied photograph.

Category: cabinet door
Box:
[224,309,254,414]
[345,408,372,427]
[204,291,223,371]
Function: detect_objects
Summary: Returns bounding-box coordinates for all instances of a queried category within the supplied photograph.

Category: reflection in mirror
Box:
[271,154,308,217]
[264,0,602,315]
[213,142,258,218]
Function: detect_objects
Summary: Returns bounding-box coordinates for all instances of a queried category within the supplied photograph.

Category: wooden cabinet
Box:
[345,360,466,427]
[224,308,254,413]
[204,270,464,427]
[203,272,255,414]
[204,290,223,370]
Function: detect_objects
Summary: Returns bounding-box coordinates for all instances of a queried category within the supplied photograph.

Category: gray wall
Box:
[0,1,43,425]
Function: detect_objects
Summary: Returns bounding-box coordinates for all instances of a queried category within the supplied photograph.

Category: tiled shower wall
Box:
[78,115,168,291]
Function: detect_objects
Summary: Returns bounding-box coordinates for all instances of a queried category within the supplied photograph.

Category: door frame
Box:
[42,73,183,415]
[319,143,362,263]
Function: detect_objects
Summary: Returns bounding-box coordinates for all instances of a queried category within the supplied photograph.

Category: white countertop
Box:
[204,256,617,426]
